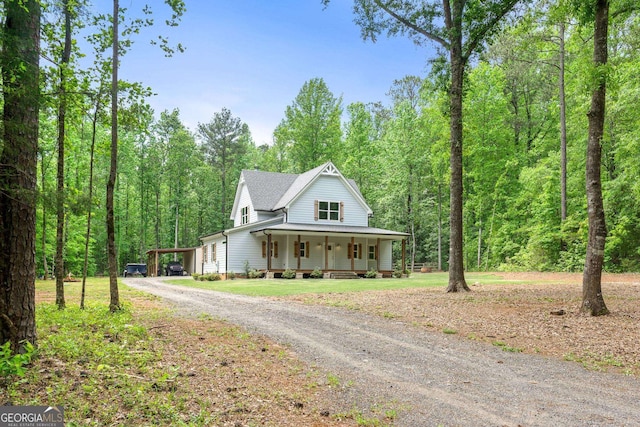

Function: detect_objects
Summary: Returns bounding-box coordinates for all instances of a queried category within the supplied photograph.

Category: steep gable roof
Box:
[272,163,326,210]
[232,162,371,216]
[241,170,297,211]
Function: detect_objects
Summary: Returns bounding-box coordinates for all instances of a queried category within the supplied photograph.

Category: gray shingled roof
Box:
[241,170,298,211]
[241,162,366,212]
[273,163,327,210]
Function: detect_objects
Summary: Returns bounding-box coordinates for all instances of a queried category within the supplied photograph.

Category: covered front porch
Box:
[251,223,408,278]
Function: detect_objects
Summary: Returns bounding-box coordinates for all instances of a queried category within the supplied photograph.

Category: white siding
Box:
[226,229,265,274]
[284,236,326,271]
[256,211,280,222]
[287,175,369,226]
[194,246,203,275]
[233,184,258,227]
[379,240,393,271]
[201,236,226,274]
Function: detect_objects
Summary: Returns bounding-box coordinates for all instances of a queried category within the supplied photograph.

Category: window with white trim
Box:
[241,206,249,225]
[368,245,376,260]
[319,201,340,221]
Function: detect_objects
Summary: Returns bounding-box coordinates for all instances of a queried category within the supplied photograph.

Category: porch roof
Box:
[250,222,408,240]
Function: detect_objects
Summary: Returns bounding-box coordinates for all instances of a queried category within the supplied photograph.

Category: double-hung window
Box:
[299,241,307,258]
[368,245,376,260]
[319,201,340,221]
[241,206,249,225]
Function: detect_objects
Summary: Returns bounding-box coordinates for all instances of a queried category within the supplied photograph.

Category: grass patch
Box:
[1,278,388,425]
[492,341,523,353]
[167,272,527,297]
[564,351,627,372]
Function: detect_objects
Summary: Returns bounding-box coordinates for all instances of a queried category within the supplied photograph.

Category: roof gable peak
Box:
[321,162,339,176]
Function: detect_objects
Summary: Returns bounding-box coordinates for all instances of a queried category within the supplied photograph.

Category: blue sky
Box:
[108,1,434,145]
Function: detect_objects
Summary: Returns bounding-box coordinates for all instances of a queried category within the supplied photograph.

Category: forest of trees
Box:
[1,0,636,349]
[6,1,640,281]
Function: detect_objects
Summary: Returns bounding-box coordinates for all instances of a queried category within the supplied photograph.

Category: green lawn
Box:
[166,272,527,297]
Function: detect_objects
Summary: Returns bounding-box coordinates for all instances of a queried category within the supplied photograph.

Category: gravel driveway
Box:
[125,277,640,426]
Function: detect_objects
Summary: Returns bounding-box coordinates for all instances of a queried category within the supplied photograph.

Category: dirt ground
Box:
[123,272,640,426]
[287,272,640,376]
[24,272,640,426]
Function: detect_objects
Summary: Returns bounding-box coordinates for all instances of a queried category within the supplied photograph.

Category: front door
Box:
[326,242,335,269]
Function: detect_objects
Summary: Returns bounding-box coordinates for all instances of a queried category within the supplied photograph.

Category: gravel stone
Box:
[125,277,640,426]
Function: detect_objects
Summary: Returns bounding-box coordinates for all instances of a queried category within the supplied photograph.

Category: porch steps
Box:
[329,272,359,279]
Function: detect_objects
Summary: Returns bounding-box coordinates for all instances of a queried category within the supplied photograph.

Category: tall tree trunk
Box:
[0,0,41,352]
[220,169,227,228]
[477,219,482,269]
[107,0,120,312]
[41,160,49,280]
[407,177,415,273]
[174,204,179,261]
[437,181,442,271]
[559,21,568,222]
[55,0,72,310]
[582,0,609,316]
[81,92,101,309]
[446,10,469,292]
[155,188,161,249]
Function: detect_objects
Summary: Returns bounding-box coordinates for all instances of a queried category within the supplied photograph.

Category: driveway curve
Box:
[124,277,640,426]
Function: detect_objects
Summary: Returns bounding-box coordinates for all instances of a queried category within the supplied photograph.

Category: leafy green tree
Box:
[274,77,343,172]
[197,108,250,229]
[162,110,197,252]
[462,63,513,270]
[81,83,106,309]
[341,102,380,199]
[0,0,41,352]
[603,43,640,272]
[325,0,528,292]
[85,0,185,309]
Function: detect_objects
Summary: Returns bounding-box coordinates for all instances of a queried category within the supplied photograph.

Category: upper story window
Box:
[241,206,249,225]
[317,201,341,221]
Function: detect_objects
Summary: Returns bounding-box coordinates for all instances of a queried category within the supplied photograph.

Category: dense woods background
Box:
[30,1,640,278]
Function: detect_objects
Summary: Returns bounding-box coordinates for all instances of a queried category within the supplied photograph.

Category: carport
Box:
[146,247,197,277]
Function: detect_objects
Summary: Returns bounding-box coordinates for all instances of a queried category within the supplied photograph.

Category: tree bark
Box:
[559,21,568,222]
[446,5,470,292]
[55,0,73,310]
[81,92,102,309]
[107,0,121,311]
[437,182,442,272]
[41,160,49,280]
[0,0,41,351]
[582,0,609,316]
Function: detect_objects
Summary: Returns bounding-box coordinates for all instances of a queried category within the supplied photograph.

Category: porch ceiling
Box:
[250,222,408,240]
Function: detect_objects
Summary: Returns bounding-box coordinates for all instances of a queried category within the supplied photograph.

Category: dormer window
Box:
[241,206,249,225]
[315,200,344,222]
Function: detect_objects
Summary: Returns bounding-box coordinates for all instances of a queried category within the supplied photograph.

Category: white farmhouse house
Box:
[199,162,408,278]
